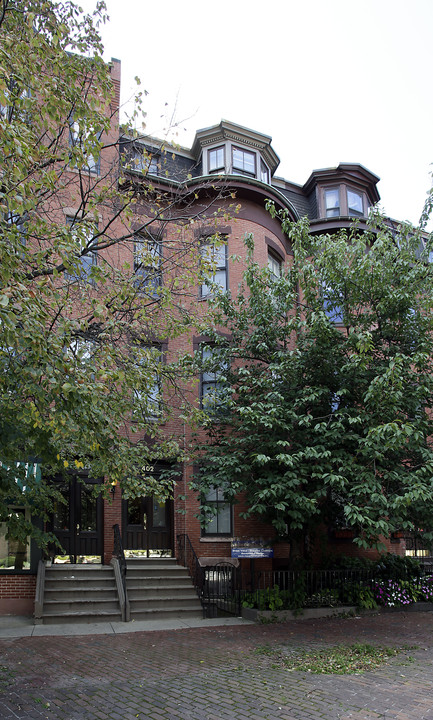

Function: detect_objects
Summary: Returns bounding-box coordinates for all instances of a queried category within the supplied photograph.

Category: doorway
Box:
[122,496,173,557]
[48,475,103,563]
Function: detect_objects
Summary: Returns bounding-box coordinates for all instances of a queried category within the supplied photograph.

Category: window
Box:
[69,118,101,174]
[200,345,228,412]
[65,218,97,285]
[4,210,26,253]
[268,250,282,280]
[200,237,227,297]
[128,148,159,175]
[0,79,31,123]
[134,234,162,298]
[133,345,162,420]
[65,337,97,384]
[330,392,340,413]
[325,188,340,218]
[323,186,366,218]
[347,189,364,217]
[69,337,96,364]
[208,147,225,174]
[260,159,270,184]
[422,238,433,264]
[232,147,256,177]
[202,487,232,536]
[0,509,30,570]
[322,283,344,324]
[148,155,159,174]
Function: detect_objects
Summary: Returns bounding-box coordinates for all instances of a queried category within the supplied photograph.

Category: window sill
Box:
[67,166,101,179]
[200,536,234,543]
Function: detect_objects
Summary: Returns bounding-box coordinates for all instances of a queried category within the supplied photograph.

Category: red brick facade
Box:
[0,576,36,615]
[0,63,409,615]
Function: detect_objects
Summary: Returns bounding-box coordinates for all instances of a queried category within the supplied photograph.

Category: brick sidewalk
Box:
[1,612,433,719]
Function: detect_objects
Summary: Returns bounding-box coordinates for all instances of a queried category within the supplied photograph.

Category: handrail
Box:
[177,534,205,612]
[177,536,242,617]
[112,524,129,621]
[34,559,46,621]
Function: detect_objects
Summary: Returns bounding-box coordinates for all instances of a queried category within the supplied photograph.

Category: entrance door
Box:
[48,475,103,562]
[122,496,173,557]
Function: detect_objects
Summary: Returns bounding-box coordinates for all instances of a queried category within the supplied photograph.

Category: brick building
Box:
[0,63,407,617]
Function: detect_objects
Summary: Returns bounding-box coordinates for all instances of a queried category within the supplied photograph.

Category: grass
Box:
[0,665,15,691]
[255,642,416,674]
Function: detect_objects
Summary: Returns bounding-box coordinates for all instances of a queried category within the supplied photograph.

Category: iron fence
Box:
[177,534,433,617]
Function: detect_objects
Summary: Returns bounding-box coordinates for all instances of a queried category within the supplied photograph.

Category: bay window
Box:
[325,188,340,218]
[200,237,228,297]
[208,146,225,174]
[347,188,364,217]
[232,146,256,176]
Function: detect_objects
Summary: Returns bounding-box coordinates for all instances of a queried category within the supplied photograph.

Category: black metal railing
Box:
[404,535,433,564]
[237,566,433,613]
[113,523,127,598]
[177,534,206,614]
[202,562,241,617]
[175,537,433,618]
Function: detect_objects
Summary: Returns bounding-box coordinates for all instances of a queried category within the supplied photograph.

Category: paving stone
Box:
[1,613,433,718]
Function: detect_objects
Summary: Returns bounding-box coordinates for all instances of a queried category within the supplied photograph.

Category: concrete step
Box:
[129,596,201,611]
[46,564,113,571]
[125,574,192,586]
[126,560,182,570]
[45,578,116,594]
[44,599,120,613]
[127,583,195,596]
[45,587,117,601]
[126,569,190,581]
[128,606,202,621]
[40,564,121,624]
[41,610,122,625]
[45,566,114,579]
[126,557,177,563]
[124,558,202,620]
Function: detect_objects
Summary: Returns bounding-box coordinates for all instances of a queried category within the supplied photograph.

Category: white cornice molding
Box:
[192,120,280,174]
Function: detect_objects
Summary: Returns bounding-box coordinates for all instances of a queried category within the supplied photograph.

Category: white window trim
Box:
[202,142,270,183]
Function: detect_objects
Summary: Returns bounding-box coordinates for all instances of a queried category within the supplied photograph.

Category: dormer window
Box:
[208,146,225,174]
[194,121,279,184]
[322,185,366,219]
[347,188,364,217]
[126,146,159,175]
[205,144,271,183]
[325,188,340,218]
[232,146,255,177]
[260,160,270,184]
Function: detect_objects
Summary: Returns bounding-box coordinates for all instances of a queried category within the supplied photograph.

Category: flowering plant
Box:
[373,579,412,607]
[417,576,433,602]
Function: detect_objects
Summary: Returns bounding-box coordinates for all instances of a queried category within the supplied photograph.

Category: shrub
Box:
[416,576,433,601]
[373,579,413,607]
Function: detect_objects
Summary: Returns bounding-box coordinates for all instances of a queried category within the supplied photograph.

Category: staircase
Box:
[37,564,122,625]
[126,557,203,621]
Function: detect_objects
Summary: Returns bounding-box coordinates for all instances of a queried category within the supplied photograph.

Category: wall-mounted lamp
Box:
[110,481,117,496]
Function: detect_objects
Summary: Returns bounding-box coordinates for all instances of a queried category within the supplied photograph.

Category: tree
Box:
[189,209,433,558]
[0,0,229,546]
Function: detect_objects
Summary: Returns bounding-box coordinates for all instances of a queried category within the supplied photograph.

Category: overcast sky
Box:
[81,0,433,226]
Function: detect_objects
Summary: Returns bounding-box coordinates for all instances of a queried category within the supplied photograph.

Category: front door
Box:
[48,475,103,562]
[122,496,173,557]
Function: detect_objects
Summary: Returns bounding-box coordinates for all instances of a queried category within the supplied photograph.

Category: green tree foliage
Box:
[0,0,205,545]
[190,210,433,552]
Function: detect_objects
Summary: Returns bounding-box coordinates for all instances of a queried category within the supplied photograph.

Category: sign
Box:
[231,538,274,559]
